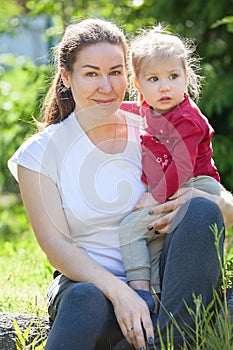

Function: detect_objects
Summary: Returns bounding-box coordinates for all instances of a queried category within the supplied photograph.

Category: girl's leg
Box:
[155,197,225,349]
[119,206,161,283]
[45,281,125,350]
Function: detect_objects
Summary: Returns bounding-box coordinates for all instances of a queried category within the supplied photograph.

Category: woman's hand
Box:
[133,188,193,234]
[110,282,154,350]
[136,186,233,234]
[149,187,201,233]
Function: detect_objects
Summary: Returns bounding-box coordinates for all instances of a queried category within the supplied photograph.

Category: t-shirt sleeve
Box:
[8,133,58,183]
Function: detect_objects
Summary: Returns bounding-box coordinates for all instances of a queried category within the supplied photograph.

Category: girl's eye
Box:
[169,73,178,80]
[148,76,158,82]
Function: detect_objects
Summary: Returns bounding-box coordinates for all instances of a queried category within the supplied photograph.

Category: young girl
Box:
[119,24,221,313]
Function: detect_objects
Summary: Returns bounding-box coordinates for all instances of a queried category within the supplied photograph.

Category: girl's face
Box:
[61,42,127,117]
[135,56,187,114]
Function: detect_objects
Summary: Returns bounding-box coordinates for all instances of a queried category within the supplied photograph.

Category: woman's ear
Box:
[60,68,71,88]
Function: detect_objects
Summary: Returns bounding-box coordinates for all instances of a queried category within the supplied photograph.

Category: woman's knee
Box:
[173,197,224,232]
[189,197,224,234]
[60,282,106,310]
[168,197,225,255]
[188,197,223,219]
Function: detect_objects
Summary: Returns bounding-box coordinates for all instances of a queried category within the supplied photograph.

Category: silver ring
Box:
[127,327,134,332]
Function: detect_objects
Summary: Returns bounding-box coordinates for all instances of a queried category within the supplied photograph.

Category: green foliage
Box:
[0,1,232,192]
[0,0,23,33]
[0,54,51,192]
[211,16,233,32]
[14,318,47,350]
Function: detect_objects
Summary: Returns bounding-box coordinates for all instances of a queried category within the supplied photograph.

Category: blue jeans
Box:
[45,198,224,350]
[119,175,220,293]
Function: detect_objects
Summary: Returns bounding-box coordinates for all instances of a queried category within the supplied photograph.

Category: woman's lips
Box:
[94,99,116,105]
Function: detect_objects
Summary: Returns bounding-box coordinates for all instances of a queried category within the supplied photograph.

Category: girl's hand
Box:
[111,283,154,350]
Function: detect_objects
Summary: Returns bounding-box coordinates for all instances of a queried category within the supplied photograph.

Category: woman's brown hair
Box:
[39,18,127,130]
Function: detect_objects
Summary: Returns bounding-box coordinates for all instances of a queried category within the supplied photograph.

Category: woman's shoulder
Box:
[20,112,76,149]
[8,113,76,181]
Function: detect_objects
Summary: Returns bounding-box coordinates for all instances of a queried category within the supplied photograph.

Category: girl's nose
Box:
[159,79,170,92]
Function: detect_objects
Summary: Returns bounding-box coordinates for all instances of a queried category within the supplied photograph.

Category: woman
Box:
[8,18,233,350]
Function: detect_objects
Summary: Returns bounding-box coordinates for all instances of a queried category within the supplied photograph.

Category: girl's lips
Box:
[159,97,171,102]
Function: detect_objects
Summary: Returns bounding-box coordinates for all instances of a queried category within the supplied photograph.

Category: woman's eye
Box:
[170,73,178,80]
[86,72,97,77]
[149,76,158,82]
[110,70,121,76]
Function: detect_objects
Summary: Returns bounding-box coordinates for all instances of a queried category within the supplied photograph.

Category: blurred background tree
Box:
[1,0,233,193]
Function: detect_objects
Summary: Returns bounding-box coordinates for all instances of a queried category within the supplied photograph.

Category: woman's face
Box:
[61,43,127,116]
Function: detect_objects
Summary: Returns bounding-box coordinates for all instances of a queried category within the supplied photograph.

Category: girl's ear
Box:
[60,68,71,88]
[133,76,144,105]
[133,76,140,91]
[184,71,188,88]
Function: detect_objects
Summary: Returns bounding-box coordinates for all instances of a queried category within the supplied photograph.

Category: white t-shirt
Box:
[8,110,146,280]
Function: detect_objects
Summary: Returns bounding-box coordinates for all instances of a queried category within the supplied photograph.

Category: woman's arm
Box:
[18,165,154,349]
[135,185,233,234]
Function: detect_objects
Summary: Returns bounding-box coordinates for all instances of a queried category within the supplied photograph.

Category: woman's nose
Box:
[98,76,112,93]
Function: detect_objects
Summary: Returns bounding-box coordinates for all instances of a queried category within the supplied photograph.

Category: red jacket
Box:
[120,94,220,203]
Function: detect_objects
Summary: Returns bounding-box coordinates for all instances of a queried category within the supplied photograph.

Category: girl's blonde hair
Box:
[130,24,203,103]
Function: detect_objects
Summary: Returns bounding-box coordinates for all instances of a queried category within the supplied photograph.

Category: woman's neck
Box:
[76,110,128,154]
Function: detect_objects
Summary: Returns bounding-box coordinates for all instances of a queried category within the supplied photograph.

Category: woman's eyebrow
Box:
[81,64,124,70]
[82,64,100,70]
[110,64,124,70]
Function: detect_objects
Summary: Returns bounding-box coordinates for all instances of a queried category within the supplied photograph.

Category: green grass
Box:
[0,237,52,315]
[1,192,232,349]
[0,193,53,315]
